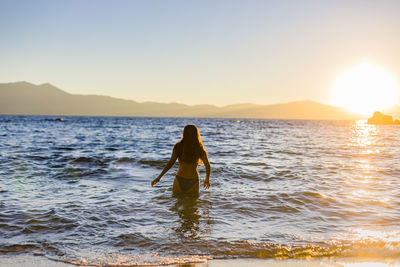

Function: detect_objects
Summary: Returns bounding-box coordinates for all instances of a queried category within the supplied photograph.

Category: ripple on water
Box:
[0,116,400,263]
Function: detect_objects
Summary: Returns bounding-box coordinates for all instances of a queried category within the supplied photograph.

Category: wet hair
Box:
[175,125,206,164]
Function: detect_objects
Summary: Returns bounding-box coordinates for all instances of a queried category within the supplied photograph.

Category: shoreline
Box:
[1,255,400,267]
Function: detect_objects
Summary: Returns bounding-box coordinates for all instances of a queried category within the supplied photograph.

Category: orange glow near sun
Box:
[331,61,399,115]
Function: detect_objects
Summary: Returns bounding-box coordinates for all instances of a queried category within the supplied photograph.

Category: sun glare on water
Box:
[331,61,399,115]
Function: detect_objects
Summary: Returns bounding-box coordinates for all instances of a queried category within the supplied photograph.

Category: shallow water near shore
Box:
[1,115,399,266]
[1,255,400,267]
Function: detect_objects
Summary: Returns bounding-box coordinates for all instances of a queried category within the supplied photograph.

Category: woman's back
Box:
[151,124,211,194]
[176,158,200,179]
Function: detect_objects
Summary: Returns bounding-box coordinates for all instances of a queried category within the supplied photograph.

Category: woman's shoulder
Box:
[174,142,181,148]
[173,142,182,152]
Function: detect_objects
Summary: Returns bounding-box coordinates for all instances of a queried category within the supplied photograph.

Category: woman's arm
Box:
[201,152,211,189]
[151,146,178,186]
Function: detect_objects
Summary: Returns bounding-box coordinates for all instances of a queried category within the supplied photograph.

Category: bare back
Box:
[176,160,200,179]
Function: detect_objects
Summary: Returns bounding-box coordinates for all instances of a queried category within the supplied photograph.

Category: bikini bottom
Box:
[176,175,199,191]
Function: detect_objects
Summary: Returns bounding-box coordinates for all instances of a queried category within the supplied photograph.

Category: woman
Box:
[151,124,211,195]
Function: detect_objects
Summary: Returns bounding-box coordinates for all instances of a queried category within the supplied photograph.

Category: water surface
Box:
[0,116,399,265]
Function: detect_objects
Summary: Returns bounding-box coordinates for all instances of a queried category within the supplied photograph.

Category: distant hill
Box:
[0,81,364,120]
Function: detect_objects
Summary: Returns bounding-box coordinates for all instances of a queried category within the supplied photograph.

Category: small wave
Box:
[70,157,103,165]
[58,168,108,179]
[115,233,154,248]
[54,146,74,151]
[211,239,400,259]
[105,147,118,151]
[0,243,56,254]
[114,157,136,164]
[67,253,211,266]
[139,159,165,167]
[25,155,51,161]
[22,225,51,234]
[277,150,304,156]
[61,239,400,265]
[0,244,41,253]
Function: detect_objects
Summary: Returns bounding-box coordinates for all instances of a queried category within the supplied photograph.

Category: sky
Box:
[1,0,400,107]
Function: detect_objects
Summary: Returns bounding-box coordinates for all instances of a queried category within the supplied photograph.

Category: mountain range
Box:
[1,81,396,120]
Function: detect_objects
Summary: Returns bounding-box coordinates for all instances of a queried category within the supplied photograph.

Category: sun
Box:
[331,61,399,115]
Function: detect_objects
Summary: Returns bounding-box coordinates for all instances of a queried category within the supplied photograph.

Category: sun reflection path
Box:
[352,120,377,148]
[346,120,379,191]
[342,121,397,242]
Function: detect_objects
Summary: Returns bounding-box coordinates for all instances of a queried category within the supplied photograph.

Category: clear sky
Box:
[1,0,399,107]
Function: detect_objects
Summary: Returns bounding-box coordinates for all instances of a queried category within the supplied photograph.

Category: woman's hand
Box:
[203,178,210,189]
[151,177,160,187]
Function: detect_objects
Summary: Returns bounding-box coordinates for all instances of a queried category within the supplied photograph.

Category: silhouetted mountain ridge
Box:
[0,81,368,120]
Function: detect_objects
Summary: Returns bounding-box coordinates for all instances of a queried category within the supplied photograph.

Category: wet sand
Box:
[0,255,74,266]
[1,255,400,267]
[207,258,400,267]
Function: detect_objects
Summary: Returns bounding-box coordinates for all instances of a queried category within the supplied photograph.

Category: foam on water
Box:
[68,253,211,266]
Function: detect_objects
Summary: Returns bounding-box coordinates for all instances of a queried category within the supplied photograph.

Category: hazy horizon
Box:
[0,80,359,108]
[1,81,370,120]
[1,0,400,111]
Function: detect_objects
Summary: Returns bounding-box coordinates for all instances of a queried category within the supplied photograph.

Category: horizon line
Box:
[2,80,350,110]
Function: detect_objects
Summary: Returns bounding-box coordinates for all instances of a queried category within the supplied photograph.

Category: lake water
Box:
[0,115,399,266]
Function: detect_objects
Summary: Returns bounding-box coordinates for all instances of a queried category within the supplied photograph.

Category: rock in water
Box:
[367,111,399,125]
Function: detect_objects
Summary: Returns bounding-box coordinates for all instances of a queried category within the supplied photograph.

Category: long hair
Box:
[175,125,206,164]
